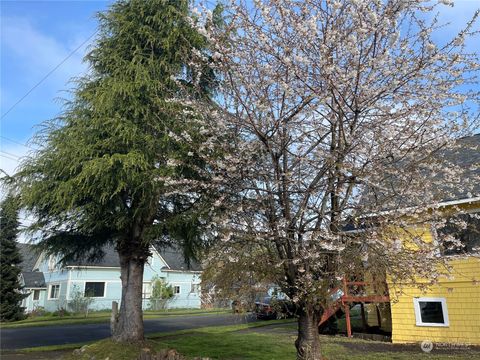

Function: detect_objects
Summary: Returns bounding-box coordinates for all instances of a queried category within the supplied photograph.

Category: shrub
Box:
[68,285,94,317]
[149,276,174,311]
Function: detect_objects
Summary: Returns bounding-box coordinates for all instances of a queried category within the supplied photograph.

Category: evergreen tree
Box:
[0,196,27,321]
[16,0,221,341]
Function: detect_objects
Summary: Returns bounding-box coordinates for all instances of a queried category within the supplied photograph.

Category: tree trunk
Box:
[295,307,322,360]
[112,250,145,342]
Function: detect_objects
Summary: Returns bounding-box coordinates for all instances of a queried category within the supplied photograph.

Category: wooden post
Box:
[343,277,352,337]
[110,301,118,335]
[345,303,352,337]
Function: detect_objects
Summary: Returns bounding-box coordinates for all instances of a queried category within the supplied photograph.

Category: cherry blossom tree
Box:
[195,0,480,358]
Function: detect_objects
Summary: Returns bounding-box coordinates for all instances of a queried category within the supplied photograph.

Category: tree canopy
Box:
[0,195,27,321]
[15,0,224,341]
[17,0,220,262]
[196,0,480,358]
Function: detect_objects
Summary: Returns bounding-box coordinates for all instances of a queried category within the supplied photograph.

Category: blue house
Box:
[18,244,202,313]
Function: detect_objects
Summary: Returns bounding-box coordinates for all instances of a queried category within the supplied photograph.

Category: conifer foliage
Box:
[16,0,221,341]
[0,196,27,321]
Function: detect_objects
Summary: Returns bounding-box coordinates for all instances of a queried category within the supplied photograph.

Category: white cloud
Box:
[1,16,91,89]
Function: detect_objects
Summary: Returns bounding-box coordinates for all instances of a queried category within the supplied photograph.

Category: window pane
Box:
[85,282,105,297]
[419,301,445,324]
[50,285,59,298]
[174,286,180,294]
[33,290,40,300]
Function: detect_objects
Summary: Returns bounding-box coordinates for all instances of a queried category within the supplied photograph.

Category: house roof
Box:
[22,271,46,288]
[17,243,41,272]
[65,244,120,268]
[65,244,202,271]
[17,243,46,288]
[361,134,480,211]
[428,134,480,202]
[157,246,202,272]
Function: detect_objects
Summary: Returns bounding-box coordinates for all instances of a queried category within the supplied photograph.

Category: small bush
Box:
[149,276,174,311]
[28,306,48,318]
[68,285,95,317]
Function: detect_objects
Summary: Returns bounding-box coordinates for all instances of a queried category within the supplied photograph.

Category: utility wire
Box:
[0,136,37,150]
[0,153,19,162]
[0,150,21,159]
[1,30,99,120]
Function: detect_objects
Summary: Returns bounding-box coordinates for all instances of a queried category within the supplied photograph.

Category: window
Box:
[33,290,40,301]
[49,284,60,299]
[191,283,200,294]
[173,285,181,295]
[142,283,152,299]
[84,282,105,297]
[413,297,449,327]
[437,213,480,255]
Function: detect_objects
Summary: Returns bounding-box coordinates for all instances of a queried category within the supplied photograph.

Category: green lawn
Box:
[0,308,229,328]
[150,324,478,360]
[26,321,477,360]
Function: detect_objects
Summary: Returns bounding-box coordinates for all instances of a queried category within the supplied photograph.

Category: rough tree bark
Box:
[295,305,322,360]
[112,248,146,342]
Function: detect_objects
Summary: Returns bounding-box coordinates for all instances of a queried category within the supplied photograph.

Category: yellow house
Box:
[388,199,480,345]
[357,135,480,345]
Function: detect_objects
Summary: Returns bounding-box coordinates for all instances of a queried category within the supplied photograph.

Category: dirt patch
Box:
[337,339,480,354]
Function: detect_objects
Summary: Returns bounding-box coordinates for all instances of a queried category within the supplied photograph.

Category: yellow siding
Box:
[389,257,480,345]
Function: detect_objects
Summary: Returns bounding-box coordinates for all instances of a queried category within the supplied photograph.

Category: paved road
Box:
[0,313,257,350]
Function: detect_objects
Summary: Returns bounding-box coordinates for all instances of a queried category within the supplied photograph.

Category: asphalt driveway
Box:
[0,313,256,350]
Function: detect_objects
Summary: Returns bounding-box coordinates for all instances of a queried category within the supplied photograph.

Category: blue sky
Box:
[1,0,479,177]
[1,0,113,175]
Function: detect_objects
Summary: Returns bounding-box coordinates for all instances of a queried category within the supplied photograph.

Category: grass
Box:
[63,339,150,360]
[149,325,480,360]
[0,308,229,329]
[15,320,480,360]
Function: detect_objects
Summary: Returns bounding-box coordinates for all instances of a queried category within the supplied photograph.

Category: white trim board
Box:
[47,283,61,300]
[413,297,450,327]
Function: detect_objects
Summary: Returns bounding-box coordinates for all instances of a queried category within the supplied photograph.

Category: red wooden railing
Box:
[319,277,390,337]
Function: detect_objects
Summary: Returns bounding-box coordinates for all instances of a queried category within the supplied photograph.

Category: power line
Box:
[0,153,19,162]
[1,30,99,120]
[0,150,21,159]
[0,136,37,150]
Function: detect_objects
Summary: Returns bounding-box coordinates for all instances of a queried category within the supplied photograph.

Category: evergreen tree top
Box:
[15,0,223,264]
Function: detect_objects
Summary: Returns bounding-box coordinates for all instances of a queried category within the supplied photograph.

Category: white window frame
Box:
[142,282,152,299]
[173,285,181,295]
[48,284,60,300]
[33,289,41,301]
[413,297,449,327]
[84,281,106,298]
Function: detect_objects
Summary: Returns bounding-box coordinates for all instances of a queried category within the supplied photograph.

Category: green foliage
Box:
[149,276,174,310]
[68,285,95,317]
[151,276,174,300]
[15,0,219,263]
[0,195,27,321]
[52,308,71,317]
